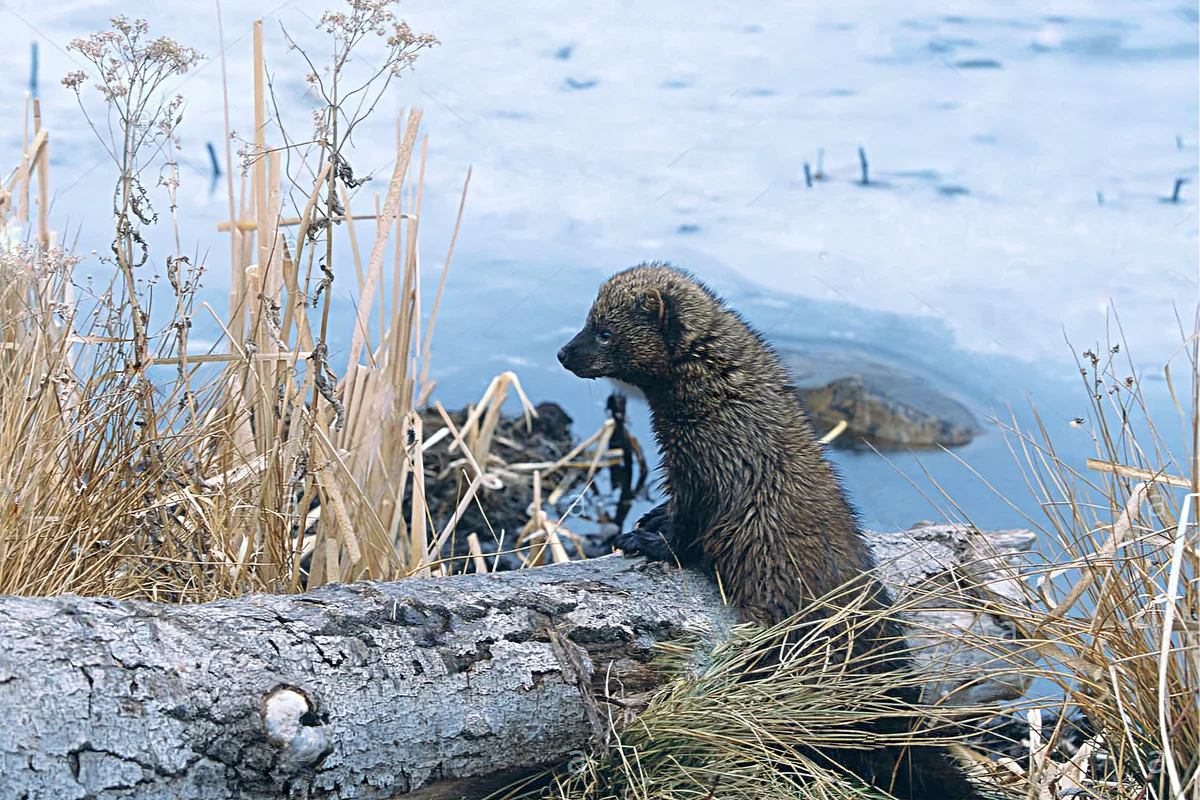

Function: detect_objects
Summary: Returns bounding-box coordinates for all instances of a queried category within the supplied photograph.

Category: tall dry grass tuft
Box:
[0,4,627,602]
[960,331,1200,800]
[496,574,1021,800]
[0,8,455,600]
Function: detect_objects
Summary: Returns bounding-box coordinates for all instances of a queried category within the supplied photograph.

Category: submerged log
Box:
[0,524,1035,800]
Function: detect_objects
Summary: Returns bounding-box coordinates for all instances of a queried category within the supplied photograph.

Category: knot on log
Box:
[261,685,332,772]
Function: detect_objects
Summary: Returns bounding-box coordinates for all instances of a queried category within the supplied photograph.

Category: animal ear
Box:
[637,288,687,351]
[637,289,669,328]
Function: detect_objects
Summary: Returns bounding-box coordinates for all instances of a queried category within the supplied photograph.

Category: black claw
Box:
[612,527,676,562]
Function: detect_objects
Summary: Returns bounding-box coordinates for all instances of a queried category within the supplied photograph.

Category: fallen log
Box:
[0,523,1035,800]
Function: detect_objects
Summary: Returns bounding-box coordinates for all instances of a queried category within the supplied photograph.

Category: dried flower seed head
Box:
[62,70,89,90]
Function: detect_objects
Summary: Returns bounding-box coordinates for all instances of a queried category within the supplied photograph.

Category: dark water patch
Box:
[740,88,777,98]
[659,78,692,89]
[554,45,574,61]
[954,58,1003,69]
[742,24,763,33]
[724,283,1063,427]
[564,77,598,91]
[676,223,701,234]
[938,185,971,197]
[928,37,976,54]
[778,343,983,434]
[826,88,856,97]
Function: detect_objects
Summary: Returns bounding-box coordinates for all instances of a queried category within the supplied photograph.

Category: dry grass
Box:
[494,571,1023,800]
[974,332,1200,800]
[0,93,440,598]
[0,10,622,601]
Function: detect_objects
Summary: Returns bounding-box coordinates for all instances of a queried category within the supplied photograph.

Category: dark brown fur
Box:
[558,262,982,800]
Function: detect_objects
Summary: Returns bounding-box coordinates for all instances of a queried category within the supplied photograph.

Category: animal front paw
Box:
[613,503,678,562]
[612,526,677,562]
[634,503,671,535]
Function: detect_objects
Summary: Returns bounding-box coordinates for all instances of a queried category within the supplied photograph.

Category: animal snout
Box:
[556,347,569,366]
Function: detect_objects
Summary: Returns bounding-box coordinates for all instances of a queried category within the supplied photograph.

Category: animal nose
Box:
[556,347,568,365]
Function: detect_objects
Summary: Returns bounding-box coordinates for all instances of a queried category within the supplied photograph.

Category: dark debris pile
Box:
[413,393,651,573]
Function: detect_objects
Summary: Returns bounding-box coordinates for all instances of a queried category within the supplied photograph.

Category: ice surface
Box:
[0,0,1195,530]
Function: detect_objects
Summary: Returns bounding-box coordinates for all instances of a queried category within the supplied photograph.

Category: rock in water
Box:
[797,374,979,449]
[777,347,981,449]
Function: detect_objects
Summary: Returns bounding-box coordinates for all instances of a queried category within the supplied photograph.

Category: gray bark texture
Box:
[0,523,1035,800]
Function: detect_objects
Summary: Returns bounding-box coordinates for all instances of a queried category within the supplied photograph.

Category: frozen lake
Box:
[0,0,1196,534]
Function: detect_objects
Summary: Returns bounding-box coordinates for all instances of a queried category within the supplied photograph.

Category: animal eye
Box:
[597,331,613,343]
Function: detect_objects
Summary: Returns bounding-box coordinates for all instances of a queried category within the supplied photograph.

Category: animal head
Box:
[557,262,718,391]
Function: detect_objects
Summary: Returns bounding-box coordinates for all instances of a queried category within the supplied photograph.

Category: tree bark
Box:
[0,524,1034,800]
